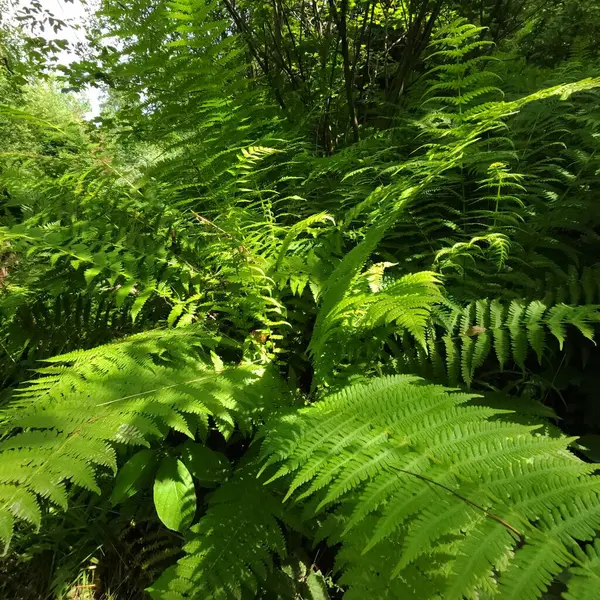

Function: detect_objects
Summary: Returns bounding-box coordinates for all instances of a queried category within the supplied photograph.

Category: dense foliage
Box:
[2,1,600,598]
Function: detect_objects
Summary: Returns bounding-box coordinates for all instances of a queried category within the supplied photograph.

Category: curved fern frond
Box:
[260,375,600,600]
[310,268,443,386]
[0,328,288,548]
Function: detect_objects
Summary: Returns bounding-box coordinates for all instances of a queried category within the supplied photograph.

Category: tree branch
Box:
[329,0,359,142]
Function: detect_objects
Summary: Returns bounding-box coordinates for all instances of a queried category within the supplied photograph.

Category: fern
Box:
[0,327,288,548]
[4,5,600,598]
[260,374,600,599]
[563,538,600,600]
[310,267,443,385]
[394,298,600,387]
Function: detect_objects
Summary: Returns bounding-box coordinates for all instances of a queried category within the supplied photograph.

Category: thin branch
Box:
[393,466,525,543]
[329,0,359,142]
[222,0,287,109]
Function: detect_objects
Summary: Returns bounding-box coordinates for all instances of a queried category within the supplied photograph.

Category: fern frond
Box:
[417,299,600,386]
[0,328,288,547]
[260,375,600,599]
[563,538,600,600]
[310,267,443,386]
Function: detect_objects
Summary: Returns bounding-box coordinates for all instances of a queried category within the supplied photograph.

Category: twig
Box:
[393,466,525,542]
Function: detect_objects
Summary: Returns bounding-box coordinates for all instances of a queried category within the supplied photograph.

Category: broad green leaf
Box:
[180,442,230,486]
[153,457,196,531]
[110,449,158,505]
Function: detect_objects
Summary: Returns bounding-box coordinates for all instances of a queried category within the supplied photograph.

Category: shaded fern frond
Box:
[539,265,600,306]
[403,298,600,386]
[563,538,600,600]
[147,466,287,600]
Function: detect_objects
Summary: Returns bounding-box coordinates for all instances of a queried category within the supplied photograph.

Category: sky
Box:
[8,0,103,118]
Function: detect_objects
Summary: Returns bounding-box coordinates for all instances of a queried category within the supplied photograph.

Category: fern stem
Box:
[95,374,224,407]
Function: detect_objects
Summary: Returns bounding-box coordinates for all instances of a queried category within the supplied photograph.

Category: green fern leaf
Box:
[508,300,528,368]
[0,328,288,536]
[261,375,600,599]
[525,301,547,363]
[490,299,509,369]
[563,539,600,600]
[148,467,287,600]
[444,334,460,386]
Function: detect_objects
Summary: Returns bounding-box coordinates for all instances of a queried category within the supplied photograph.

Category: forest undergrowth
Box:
[2,0,600,598]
